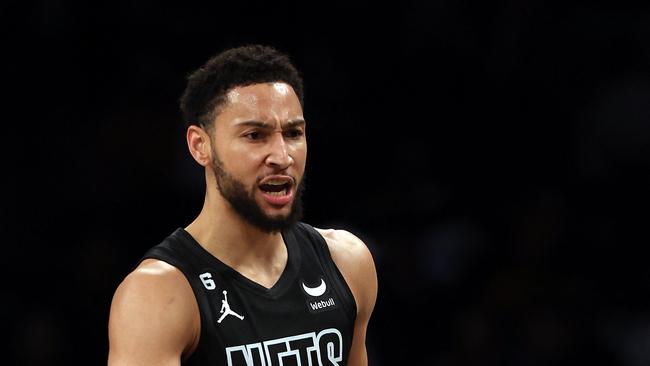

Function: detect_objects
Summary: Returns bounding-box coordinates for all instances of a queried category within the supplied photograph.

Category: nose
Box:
[265,131,294,169]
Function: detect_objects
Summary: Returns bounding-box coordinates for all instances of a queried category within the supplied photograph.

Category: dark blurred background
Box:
[3,1,650,365]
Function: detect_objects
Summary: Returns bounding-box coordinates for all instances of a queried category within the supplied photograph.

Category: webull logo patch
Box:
[307,297,337,313]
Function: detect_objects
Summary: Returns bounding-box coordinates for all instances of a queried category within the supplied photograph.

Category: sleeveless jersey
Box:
[141,222,357,366]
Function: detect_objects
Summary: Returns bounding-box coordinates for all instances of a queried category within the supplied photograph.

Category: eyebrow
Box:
[235,118,306,129]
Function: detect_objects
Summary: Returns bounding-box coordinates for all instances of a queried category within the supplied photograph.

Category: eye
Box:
[244,131,262,140]
[284,128,304,139]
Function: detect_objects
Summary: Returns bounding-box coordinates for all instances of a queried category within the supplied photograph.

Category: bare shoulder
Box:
[115,259,186,290]
[108,259,199,365]
[315,228,377,315]
[315,228,373,265]
[110,259,196,316]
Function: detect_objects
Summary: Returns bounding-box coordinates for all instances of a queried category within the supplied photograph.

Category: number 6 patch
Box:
[199,272,216,290]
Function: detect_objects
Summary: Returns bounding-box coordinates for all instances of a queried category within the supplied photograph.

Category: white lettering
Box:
[309,298,336,311]
[199,272,216,290]
[225,328,343,366]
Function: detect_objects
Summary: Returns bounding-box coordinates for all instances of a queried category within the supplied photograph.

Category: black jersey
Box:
[141,222,357,366]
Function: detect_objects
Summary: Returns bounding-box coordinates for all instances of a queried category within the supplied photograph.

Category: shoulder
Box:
[115,258,186,290]
[315,228,378,315]
[108,259,199,364]
[315,228,373,267]
[111,258,197,306]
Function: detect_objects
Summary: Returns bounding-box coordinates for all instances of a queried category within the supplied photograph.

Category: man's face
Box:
[209,82,307,232]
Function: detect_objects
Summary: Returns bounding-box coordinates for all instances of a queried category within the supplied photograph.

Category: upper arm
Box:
[317,229,378,366]
[108,260,200,366]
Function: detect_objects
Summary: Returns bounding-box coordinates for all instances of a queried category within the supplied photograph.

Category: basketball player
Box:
[107,45,378,366]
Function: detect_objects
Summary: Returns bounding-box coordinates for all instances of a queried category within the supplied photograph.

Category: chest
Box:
[192,261,355,366]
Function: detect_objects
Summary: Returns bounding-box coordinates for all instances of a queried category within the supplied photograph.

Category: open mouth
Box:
[259,177,293,197]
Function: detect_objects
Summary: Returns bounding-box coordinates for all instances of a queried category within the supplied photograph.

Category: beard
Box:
[210,155,304,233]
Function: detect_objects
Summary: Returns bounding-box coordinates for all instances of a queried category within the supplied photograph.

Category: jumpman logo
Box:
[217,290,244,324]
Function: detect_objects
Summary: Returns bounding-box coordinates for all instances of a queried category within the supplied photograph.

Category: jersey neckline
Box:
[172,226,301,299]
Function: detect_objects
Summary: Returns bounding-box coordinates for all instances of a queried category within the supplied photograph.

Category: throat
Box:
[233,237,289,290]
[238,257,288,289]
[186,215,290,289]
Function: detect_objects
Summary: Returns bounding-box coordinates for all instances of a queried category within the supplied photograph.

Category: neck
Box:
[185,188,286,266]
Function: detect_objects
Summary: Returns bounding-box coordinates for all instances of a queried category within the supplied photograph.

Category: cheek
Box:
[290,149,307,174]
[222,141,264,164]
[291,142,307,161]
[219,149,263,180]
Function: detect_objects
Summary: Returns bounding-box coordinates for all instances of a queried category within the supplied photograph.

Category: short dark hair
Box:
[179,45,304,130]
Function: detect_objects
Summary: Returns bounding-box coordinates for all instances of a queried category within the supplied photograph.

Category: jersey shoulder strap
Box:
[292,222,358,317]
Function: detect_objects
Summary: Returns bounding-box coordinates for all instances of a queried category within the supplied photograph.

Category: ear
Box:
[186,125,212,167]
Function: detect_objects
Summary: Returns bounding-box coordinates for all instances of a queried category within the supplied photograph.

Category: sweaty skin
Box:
[108,82,378,366]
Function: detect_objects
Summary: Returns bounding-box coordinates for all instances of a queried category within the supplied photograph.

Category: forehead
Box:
[228,82,294,103]
[217,82,303,122]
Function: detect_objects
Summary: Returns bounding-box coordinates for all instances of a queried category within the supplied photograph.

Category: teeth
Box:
[266,189,287,196]
[265,179,288,185]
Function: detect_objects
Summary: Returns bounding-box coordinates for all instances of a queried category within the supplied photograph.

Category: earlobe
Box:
[186,125,212,167]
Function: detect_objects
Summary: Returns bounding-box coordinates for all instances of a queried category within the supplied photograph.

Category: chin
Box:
[262,211,292,225]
